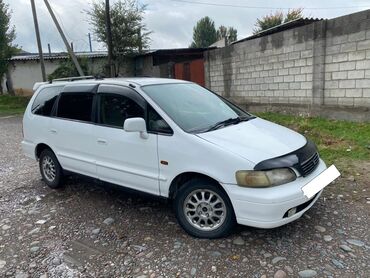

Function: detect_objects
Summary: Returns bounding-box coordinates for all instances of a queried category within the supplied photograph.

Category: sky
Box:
[5,0,370,53]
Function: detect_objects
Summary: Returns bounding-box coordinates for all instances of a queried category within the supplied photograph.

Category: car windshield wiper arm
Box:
[206,117,241,132]
[239,115,256,121]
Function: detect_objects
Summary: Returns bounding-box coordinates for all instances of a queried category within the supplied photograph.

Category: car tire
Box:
[174,178,236,238]
[39,149,64,189]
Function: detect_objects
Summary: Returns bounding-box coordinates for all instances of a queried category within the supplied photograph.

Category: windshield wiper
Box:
[240,115,256,121]
[204,115,256,132]
[206,117,241,132]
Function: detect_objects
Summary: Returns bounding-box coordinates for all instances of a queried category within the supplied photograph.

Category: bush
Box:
[48,58,89,81]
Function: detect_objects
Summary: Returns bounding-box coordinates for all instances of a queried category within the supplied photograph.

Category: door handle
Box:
[50,129,57,134]
[97,138,107,144]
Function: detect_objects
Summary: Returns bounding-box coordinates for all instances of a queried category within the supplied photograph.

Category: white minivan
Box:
[22,77,339,238]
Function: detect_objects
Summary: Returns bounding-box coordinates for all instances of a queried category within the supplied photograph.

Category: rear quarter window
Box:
[31,86,62,116]
[57,93,94,122]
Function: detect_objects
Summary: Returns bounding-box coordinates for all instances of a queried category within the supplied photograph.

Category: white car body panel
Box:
[93,125,160,195]
[157,132,255,196]
[197,118,306,163]
[49,117,97,178]
[22,78,336,230]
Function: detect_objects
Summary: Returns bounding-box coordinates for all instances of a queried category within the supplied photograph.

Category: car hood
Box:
[196,117,307,164]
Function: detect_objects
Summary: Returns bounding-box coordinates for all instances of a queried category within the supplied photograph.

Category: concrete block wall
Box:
[205,23,316,106]
[324,11,370,107]
[204,9,370,115]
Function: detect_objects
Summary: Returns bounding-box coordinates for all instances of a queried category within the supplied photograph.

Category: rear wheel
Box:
[174,178,236,238]
[39,149,63,189]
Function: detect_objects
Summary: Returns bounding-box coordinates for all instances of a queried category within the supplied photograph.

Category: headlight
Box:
[235,168,296,188]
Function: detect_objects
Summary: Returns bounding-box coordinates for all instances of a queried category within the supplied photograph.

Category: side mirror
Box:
[123,118,149,139]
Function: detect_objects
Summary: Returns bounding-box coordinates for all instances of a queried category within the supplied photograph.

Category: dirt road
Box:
[0,116,369,277]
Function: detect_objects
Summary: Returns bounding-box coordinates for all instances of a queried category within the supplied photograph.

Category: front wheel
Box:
[39,149,64,189]
[174,179,236,238]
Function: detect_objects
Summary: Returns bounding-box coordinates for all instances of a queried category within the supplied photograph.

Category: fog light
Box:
[287,207,297,217]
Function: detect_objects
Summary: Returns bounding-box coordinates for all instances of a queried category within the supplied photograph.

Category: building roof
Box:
[135,47,214,57]
[11,48,212,62]
[10,51,108,61]
[232,17,323,45]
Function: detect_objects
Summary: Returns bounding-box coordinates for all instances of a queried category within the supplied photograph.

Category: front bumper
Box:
[221,159,327,228]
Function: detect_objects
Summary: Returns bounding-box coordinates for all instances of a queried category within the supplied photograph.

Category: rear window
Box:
[57,93,93,122]
[31,86,62,116]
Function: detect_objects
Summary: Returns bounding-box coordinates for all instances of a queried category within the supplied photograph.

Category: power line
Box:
[46,0,90,51]
[44,0,84,76]
[170,0,370,10]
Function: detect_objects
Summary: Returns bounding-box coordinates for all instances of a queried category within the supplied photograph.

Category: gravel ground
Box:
[0,116,369,278]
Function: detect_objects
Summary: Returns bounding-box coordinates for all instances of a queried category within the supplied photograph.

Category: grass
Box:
[256,112,370,164]
[0,95,30,116]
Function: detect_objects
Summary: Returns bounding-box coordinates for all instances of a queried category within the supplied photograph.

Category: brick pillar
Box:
[312,20,327,106]
[203,51,211,89]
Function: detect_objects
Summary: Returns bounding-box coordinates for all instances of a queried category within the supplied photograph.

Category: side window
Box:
[99,93,144,128]
[31,86,61,116]
[147,105,172,134]
[57,93,93,122]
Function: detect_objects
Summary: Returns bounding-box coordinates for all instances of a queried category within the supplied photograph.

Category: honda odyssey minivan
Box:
[22,77,340,238]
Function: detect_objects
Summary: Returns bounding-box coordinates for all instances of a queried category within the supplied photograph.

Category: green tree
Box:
[0,0,16,95]
[284,8,304,23]
[253,8,304,34]
[216,25,237,45]
[86,0,151,56]
[47,58,89,81]
[190,16,217,48]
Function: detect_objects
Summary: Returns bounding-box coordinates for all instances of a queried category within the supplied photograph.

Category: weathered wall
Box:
[7,60,60,95]
[135,56,161,77]
[204,10,370,120]
[5,57,107,95]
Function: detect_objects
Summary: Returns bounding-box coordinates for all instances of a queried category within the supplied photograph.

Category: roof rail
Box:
[51,76,96,83]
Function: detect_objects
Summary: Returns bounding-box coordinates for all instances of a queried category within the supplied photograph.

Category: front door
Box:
[93,84,160,195]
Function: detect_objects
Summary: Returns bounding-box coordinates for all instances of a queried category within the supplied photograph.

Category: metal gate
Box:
[174,59,205,86]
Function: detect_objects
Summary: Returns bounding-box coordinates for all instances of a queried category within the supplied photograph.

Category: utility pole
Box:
[88,33,92,52]
[138,28,142,53]
[30,0,46,82]
[48,43,51,55]
[43,0,84,76]
[105,0,114,77]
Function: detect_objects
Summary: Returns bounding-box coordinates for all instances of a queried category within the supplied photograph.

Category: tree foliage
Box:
[47,58,89,81]
[284,8,304,23]
[190,16,217,48]
[190,17,238,47]
[0,0,16,93]
[86,0,151,56]
[253,8,304,34]
[216,25,237,45]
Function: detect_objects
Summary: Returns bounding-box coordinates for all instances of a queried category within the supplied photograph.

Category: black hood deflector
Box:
[254,139,318,176]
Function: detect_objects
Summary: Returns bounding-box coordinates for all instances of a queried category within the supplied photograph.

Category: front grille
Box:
[253,139,320,177]
[300,152,319,177]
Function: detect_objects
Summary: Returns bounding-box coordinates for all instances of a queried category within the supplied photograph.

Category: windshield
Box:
[142,83,253,133]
